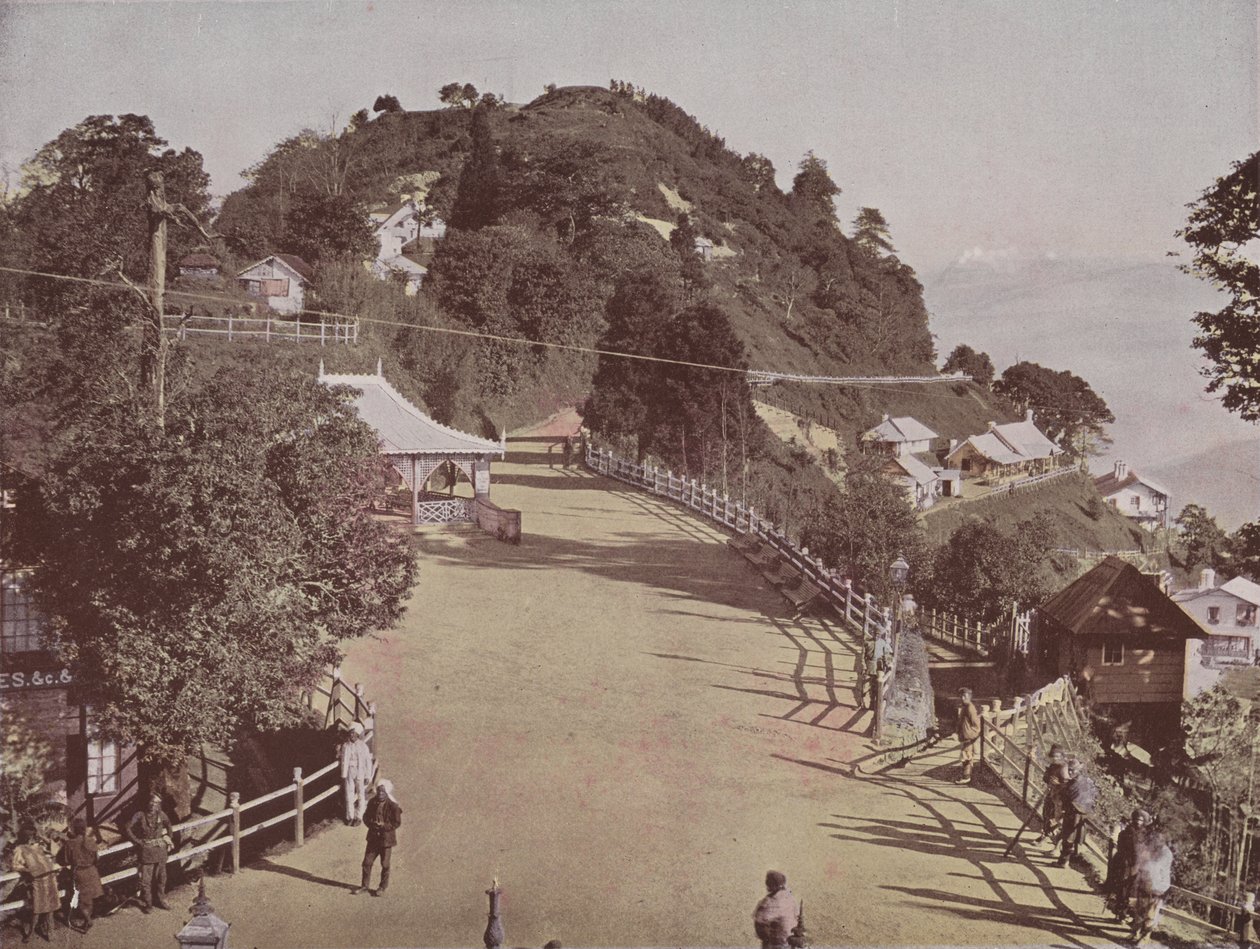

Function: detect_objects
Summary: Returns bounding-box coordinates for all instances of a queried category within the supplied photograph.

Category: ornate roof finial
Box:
[376,357,383,377]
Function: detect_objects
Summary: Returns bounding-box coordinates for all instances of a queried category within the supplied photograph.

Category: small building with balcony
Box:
[1174,569,1260,673]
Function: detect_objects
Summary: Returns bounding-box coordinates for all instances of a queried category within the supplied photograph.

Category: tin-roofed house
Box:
[861,415,939,458]
[1034,556,1206,740]
[945,411,1064,483]
[1094,461,1171,531]
[237,254,313,315]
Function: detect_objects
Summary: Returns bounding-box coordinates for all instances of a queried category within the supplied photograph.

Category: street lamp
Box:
[889,555,910,591]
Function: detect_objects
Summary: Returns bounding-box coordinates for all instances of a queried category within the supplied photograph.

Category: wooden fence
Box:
[162,313,358,345]
[584,444,902,736]
[979,677,1253,942]
[920,605,1031,657]
[0,668,375,915]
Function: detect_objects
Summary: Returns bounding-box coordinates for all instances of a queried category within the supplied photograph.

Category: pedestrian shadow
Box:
[253,857,356,891]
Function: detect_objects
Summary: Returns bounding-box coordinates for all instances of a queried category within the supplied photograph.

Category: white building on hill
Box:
[1093,461,1170,530]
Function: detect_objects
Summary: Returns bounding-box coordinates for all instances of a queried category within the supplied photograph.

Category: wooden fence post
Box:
[354,682,366,721]
[227,313,233,341]
[365,701,378,760]
[327,667,343,728]
[320,322,326,346]
[229,792,241,874]
[265,317,271,342]
[293,767,305,845]
[1020,698,1033,803]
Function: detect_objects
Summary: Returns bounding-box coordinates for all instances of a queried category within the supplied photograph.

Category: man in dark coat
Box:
[753,870,800,949]
[1034,745,1069,843]
[126,793,174,912]
[354,779,402,897]
[1055,758,1097,867]
[1102,809,1148,921]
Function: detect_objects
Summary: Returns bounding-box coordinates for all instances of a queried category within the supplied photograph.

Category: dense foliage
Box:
[993,361,1114,456]
[1179,150,1260,422]
[941,344,996,388]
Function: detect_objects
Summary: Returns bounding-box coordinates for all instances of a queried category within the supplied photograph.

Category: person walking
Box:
[1102,809,1148,922]
[1055,758,1098,867]
[339,721,374,826]
[562,436,574,469]
[63,818,105,932]
[127,792,174,913]
[1033,745,1070,843]
[753,870,800,949]
[956,688,982,784]
[354,779,402,897]
[1129,819,1173,945]
[11,823,58,942]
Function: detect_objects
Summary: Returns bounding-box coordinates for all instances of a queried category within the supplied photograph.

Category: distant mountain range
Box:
[924,253,1259,529]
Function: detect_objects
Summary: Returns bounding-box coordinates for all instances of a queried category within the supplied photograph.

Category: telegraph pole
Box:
[143,170,169,427]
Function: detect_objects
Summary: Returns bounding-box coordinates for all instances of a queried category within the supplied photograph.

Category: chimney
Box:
[881,413,889,423]
[1114,460,1128,480]
[1025,408,1034,422]
[1200,568,1217,590]
[987,421,997,432]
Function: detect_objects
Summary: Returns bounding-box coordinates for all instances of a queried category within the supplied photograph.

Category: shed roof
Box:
[238,253,313,284]
[320,369,504,457]
[1223,576,1260,607]
[1093,469,1170,499]
[1039,556,1205,641]
[179,252,221,268]
[890,453,937,487]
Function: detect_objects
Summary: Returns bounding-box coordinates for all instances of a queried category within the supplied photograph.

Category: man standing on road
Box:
[1055,758,1098,867]
[753,870,800,949]
[354,779,402,897]
[1129,817,1173,945]
[339,722,374,826]
[126,793,174,913]
[1034,745,1070,843]
[956,688,982,784]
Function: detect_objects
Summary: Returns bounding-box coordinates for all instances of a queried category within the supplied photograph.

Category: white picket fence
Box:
[162,313,358,345]
[920,605,1031,657]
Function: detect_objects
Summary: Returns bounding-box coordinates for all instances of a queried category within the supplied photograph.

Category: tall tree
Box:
[852,207,896,255]
[942,344,996,387]
[281,193,376,265]
[449,107,501,231]
[1231,521,1260,582]
[790,150,840,217]
[1178,151,1260,421]
[1175,504,1229,572]
[372,93,402,113]
[994,361,1114,456]
[17,365,417,807]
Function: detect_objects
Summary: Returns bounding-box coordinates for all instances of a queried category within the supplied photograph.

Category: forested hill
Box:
[215,84,937,424]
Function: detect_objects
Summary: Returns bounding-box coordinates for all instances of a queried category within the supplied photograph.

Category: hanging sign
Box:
[0,667,73,691]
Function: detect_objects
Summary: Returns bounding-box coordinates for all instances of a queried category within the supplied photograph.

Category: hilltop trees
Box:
[942,344,996,387]
[439,82,479,109]
[852,207,896,255]
[994,361,1114,456]
[1179,150,1260,422]
[1175,504,1229,572]
[373,94,403,114]
[17,364,417,806]
[790,151,840,217]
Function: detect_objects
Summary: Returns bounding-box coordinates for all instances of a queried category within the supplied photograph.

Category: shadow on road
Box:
[254,858,357,892]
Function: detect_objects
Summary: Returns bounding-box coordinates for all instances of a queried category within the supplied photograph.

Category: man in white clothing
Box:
[339,722,374,826]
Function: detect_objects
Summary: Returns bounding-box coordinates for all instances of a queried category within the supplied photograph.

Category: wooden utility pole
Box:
[143,170,169,427]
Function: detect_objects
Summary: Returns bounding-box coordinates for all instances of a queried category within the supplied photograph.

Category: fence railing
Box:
[162,313,358,345]
[979,677,1249,942]
[920,605,1031,657]
[0,667,375,914]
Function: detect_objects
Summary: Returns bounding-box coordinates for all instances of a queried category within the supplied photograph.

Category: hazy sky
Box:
[1,0,1255,274]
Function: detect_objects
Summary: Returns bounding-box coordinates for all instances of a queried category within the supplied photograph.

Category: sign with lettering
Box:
[0,668,73,691]
[475,465,490,497]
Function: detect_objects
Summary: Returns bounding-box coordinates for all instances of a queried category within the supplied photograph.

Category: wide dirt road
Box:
[93,456,1130,948]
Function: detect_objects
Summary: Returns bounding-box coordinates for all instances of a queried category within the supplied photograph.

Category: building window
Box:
[1208,606,1221,625]
[1239,605,1258,628]
[1130,495,1141,510]
[1,571,44,655]
[1102,639,1124,665]
[86,736,119,795]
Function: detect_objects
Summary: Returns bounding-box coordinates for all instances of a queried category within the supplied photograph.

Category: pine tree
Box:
[852,207,896,255]
[449,107,501,230]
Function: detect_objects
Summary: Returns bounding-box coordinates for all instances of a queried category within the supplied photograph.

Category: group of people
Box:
[338,719,402,896]
[8,814,122,942]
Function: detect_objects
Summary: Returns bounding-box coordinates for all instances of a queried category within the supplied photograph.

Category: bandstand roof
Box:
[319,366,504,458]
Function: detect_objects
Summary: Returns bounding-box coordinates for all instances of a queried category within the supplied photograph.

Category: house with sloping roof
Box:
[1174,568,1260,672]
[237,254,313,315]
[368,200,443,293]
[1093,461,1170,530]
[177,252,221,280]
[1034,556,1206,738]
[861,415,939,458]
[881,453,940,510]
[944,411,1063,482]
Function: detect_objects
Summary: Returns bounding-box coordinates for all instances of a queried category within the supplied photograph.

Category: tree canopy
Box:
[1179,151,1260,421]
[1175,504,1229,572]
[439,82,480,109]
[790,150,840,217]
[281,192,377,266]
[852,207,896,255]
[449,107,501,231]
[17,365,417,778]
[942,344,996,387]
[993,361,1114,456]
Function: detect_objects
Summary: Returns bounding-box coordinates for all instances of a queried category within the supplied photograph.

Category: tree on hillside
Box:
[9,115,209,299]
[1175,504,1229,572]
[799,453,924,603]
[449,107,501,231]
[920,515,1057,622]
[852,207,896,255]
[993,361,1114,456]
[372,94,402,114]
[790,150,840,217]
[281,192,376,266]
[1231,521,1260,581]
[942,344,996,387]
[439,82,479,109]
[505,138,626,243]
[740,153,778,194]
[16,366,417,809]
[667,212,708,295]
[1178,150,1260,421]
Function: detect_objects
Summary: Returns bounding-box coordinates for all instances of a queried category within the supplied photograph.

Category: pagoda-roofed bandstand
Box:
[320,365,507,527]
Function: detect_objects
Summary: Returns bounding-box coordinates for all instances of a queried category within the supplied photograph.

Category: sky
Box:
[1,0,1256,274]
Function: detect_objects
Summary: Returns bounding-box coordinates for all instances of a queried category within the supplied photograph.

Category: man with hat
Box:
[354,779,402,896]
[753,870,800,949]
[956,688,982,784]
[339,721,374,826]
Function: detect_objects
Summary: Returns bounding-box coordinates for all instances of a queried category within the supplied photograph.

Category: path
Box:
[87,454,1132,948]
